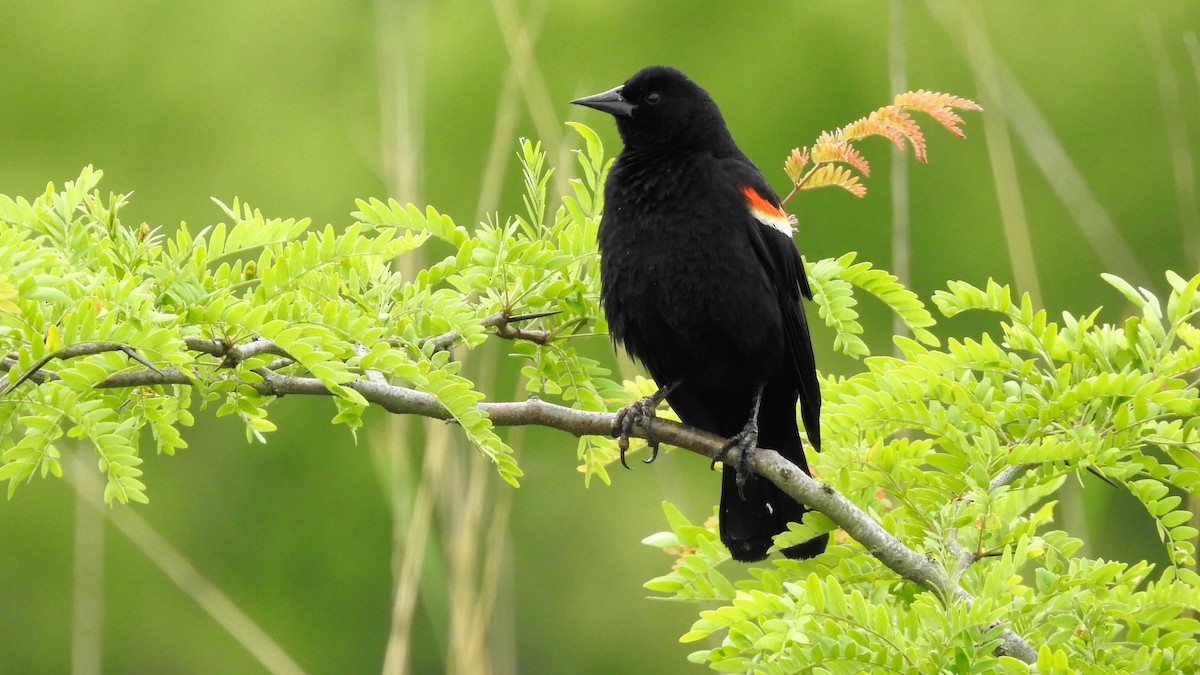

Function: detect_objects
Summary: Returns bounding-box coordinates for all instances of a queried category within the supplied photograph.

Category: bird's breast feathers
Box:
[741,186,794,238]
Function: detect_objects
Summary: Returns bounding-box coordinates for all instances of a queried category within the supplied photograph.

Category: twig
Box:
[988,463,1035,491]
[184,337,294,366]
[1,342,165,395]
[2,356,50,385]
[421,310,557,352]
[944,462,1037,581]
[2,312,558,396]
[1,337,1040,663]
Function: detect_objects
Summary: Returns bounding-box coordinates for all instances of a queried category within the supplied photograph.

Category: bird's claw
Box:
[613,395,663,469]
[710,419,759,500]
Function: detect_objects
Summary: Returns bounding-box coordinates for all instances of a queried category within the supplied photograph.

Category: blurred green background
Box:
[2,1,1199,673]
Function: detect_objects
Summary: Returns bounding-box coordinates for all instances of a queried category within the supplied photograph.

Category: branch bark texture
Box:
[0,337,1038,663]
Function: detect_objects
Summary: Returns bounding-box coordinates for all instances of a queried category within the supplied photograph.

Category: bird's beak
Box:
[570,85,633,117]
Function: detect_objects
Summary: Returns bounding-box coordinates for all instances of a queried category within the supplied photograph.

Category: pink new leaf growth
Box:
[800,164,866,198]
[893,89,983,140]
[780,89,980,201]
[877,107,927,162]
[784,147,810,184]
[811,131,872,177]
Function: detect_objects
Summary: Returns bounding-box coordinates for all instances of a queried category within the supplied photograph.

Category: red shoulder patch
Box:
[742,186,793,236]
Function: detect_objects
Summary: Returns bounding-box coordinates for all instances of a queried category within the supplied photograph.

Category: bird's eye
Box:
[645,92,662,105]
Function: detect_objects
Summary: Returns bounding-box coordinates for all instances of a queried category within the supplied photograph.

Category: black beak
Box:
[570,85,634,118]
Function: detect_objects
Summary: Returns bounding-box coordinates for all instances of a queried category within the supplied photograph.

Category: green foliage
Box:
[0,128,624,499]
[644,268,1200,672]
[808,252,939,358]
[0,125,977,499]
[4,125,1200,672]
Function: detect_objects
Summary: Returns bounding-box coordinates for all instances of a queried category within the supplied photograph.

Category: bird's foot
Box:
[710,417,759,499]
[612,382,678,469]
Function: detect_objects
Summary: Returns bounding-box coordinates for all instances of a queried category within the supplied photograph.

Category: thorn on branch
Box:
[1,341,168,396]
[1,353,56,395]
[117,345,164,374]
[1085,465,1121,488]
[421,309,561,352]
[506,310,561,323]
[1,356,54,390]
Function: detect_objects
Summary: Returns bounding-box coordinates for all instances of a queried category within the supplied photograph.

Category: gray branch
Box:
[1,341,162,395]
[420,310,555,352]
[0,338,1038,663]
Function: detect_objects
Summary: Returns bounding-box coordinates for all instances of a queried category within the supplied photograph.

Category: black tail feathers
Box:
[717,385,826,562]
[719,467,827,562]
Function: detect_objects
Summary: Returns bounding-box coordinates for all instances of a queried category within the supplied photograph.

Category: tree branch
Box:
[420,310,557,352]
[1,342,163,395]
[0,338,1038,663]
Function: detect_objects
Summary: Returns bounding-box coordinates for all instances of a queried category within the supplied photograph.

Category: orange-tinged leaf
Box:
[894,89,982,113]
[784,147,810,184]
[838,113,898,147]
[811,131,871,176]
[838,107,926,161]
[800,165,866,197]
[780,87,978,198]
[893,90,982,139]
[879,108,927,161]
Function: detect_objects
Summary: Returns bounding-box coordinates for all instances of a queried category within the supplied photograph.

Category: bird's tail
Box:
[718,387,827,562]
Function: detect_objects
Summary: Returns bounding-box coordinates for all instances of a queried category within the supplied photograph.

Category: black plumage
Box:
[572,66,827,562]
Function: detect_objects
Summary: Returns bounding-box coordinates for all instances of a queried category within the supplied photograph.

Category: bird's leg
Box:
[710,383,765,499]
[612,380,680,469]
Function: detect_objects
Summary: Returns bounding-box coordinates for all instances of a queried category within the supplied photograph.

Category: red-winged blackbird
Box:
[572,66,827,562]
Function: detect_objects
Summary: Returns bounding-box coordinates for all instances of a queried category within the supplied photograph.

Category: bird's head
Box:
[571,66,735,153]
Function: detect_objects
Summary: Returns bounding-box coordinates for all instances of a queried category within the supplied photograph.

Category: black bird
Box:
[572,66,828,562]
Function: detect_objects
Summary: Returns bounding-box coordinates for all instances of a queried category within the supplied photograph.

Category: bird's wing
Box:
[728,159,822,449]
